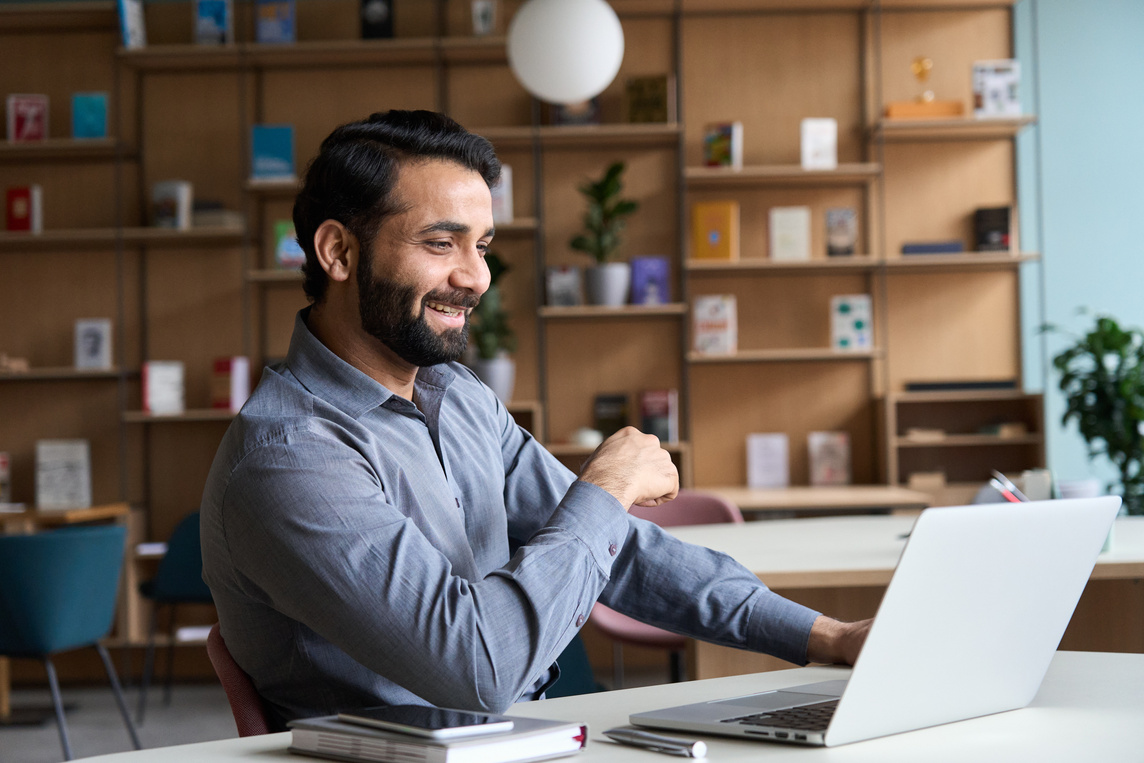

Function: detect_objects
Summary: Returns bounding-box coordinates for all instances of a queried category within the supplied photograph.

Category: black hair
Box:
[292,110,501,303]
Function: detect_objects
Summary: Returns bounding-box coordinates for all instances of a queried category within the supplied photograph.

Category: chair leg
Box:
[163,604,177,706]
[96,643,142,750]
[669,650,685,683]
[136,605,159,723]
[612,642,624,690]
[43,657,73,761]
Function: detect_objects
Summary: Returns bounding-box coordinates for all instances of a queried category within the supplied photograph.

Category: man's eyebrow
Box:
[416,221,496,239]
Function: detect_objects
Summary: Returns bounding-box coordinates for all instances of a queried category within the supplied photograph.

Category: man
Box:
[200,110,868,730]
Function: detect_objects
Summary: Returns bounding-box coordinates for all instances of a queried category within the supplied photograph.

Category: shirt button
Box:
[608,543,617,556]
[575,615,585,627]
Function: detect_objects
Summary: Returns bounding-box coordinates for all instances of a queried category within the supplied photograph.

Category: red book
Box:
[6,185,42,233]
[6,94,49,142]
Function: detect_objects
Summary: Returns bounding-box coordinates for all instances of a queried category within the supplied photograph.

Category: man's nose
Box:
[452,247,491,295]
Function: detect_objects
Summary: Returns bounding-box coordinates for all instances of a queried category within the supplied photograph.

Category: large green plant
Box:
[569,161,639,264]
[1047,312,1144,515]
[470,252,516,361]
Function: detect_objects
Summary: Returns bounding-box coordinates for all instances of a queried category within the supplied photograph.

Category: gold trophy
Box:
[885,56,964,119]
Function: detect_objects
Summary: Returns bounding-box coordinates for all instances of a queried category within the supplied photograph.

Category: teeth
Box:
[427,301,461,316]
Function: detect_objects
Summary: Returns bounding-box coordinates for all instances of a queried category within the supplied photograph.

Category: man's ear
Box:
[312,220,358,284]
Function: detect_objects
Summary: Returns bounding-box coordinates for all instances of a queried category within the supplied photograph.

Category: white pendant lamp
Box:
[507,0,625,105]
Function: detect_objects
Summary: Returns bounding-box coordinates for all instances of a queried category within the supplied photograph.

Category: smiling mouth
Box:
[425,300,466,318]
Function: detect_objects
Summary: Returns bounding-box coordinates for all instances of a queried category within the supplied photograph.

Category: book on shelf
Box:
[143,360,186,415]
[6,185,44,233]
[769,206,811,261]
[625,74,675,123]
[71,92,109,139]
[289,713,587,763]
[973,59,1021,118]
[808,431,851,487]
[901,240,964,255]
[690,200,739,261]
[545,266,582,306]
[974,206,1012,252]
[629,255,670,305]
[35,439,92,510]
[251,124,296,182]
[830,294,872,352]
[826,207,858,257]
[6,94,48,142]
[212,356,251,413]
[490,164,513,224]
[151,180,193,230]
[800,117,837,171]
[548,98,600,126]
[0,451,9,504]
[255,0,296,44]
[471,0,497,36]
[594,393,628,438]
[747,433,789,489]
[640,389,679,443]
[117,0,147,48]
[360,0,394,39]
[194,0,234,44]
[692,294,737,355]
[703,121,743,169]
[274,220,306,268]
[75,318,113,370]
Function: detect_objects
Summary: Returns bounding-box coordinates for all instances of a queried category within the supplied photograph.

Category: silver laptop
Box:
[631,497,1120,747]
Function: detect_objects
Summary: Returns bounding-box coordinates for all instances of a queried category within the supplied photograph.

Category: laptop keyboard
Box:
[722,699,839,731]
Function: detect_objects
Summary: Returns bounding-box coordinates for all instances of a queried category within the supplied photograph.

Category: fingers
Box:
[578,427,679,510]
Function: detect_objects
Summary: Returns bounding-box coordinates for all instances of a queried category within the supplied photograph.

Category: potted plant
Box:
[1046,311,1144,515]
[468,252,516,403]
[570,161,639,306]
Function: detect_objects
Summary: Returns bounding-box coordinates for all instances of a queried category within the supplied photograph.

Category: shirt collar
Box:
[286,308,456,419]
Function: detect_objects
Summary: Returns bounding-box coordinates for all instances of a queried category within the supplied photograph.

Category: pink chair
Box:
[589,490,744,688]
[206,623,272,737]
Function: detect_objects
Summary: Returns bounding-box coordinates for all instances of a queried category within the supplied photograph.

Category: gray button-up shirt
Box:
[200,310,819,727]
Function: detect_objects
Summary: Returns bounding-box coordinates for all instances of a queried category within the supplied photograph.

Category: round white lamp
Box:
[506,0,625,105]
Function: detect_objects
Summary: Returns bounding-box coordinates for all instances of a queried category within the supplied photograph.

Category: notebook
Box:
[630,497,1120,747]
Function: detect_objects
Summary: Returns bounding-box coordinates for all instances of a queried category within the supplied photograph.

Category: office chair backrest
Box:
[207,623,271,736]
[629,489,744,528]
[151,512,212,603]
[0,524,127,656]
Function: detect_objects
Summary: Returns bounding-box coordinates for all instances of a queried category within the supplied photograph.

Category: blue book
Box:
[630,255,671,305]
[71,93,109,139]
[901,240,965,255]
[194,0,234,45]
[250,125,295,181]
[256,0,296,44]
[116,0,146,49]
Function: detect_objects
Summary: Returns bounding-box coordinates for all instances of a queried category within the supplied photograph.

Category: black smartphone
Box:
[337,705,514,740]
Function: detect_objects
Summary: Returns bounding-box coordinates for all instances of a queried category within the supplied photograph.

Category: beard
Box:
[357,249,478,368]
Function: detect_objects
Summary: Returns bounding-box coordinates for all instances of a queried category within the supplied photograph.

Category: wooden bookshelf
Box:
[686,257,880,274]
[685,163,881,187]
[0,226,245,251]
[0,138,126,163]
[540,304,687,320]
[873,115,1037,142]
[0,367,122,381]
[688,348,882,364]
[122,409,237,424]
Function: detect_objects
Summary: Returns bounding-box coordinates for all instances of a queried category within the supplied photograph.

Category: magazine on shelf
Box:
[6,94,48,142]
[35,439,92,510]
[71,92,109,139]
[75,318,113,370]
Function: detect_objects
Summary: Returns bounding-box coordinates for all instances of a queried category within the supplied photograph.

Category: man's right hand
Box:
[579,427,679,511]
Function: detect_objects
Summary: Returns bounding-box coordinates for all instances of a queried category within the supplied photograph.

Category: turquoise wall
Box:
[1016,0,1144,487]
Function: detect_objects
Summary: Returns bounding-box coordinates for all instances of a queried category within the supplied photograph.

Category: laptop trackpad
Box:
[712,680,848,711]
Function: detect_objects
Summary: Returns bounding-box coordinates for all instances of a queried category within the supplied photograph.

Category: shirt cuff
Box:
[746,591,822,667]
[541,480,630,577]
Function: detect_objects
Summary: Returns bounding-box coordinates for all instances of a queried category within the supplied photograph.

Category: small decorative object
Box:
[360,0,393,38]
[974,206,1012,252]
[507,0,624,105]
[747,433,789,489]
[250,124,295,181]
[117,0,147,48]
[831,294,872,351]
[194,0,234,44]
[625,74,675,123]
[692,294,737,355]
[75,318,113,370]
[212,356,251,412]
[640,389,679,443]
[901,240,964,255]
[150,179,193,229]
[255,0,296,44]
[490,165,513,223]
[808,431,850,486]
[35,439,92,510]
[143,360,186,415]
[769,206,811,261]
[800,118,837,171]
[885,56,964,118]
[690,201,739,261]
[1044,311,1144,515]
[71,93,109,139]
[546,266,582,306]
[6,185,43,233]
[6,94,48,142]
[471,0,497,36]
[468,252,516,403]
[703,121,743,169]
[274,220,306,268]
[593,393,628,438]
[973,59,1021,118]
[548,98,600,126]
[629,255,670,305]
[570,161,639,306]
[572,427,604,448]
[826,207,858,256]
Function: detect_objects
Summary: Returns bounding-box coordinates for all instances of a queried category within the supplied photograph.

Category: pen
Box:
[989,477,1023,503]
[604,728,707,758]
[991,470,1030,502]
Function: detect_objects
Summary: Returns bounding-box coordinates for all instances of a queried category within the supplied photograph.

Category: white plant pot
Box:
[472,354,516,404]
[585,262,631,306]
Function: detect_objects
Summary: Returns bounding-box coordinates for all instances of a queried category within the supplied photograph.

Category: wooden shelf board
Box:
[0,2,117,32]
[883,251,1040,271]
[0,138,128,163]
[895,433,1043,448]
[123,409,237,423]
[688,347,882,364]
[540,303,687,319]
[244,178,300,196]
[1,502,130,526]
[685,163,881,187]
[890,389,1038,403]
[479,123,682,149]
[873,115,1036,141]
[547,441,689,457]
[248,269,303,283]
[0,366,122,381]
[494,217,539,234]
[687,257,879,274]
[0,226,245,251]
[702,485,931,513]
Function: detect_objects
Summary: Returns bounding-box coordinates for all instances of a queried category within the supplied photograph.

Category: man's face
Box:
[357,159,494,368]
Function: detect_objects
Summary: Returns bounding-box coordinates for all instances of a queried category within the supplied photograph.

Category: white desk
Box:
[82,652,1144,762]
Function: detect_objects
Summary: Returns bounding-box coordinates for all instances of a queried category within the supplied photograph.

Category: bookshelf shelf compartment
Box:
[883,252,1040,272]
[0,367,123,382]
[894,434,1043,448]
[873,116,1037,142]
[0,226,245,252]
[122,409,237,424]
[480,123,682,150]
[688,348,882,364]
[540,304,687,320]
[685,163,881,187]
[686,257,880,274]
[0,138,127,164]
